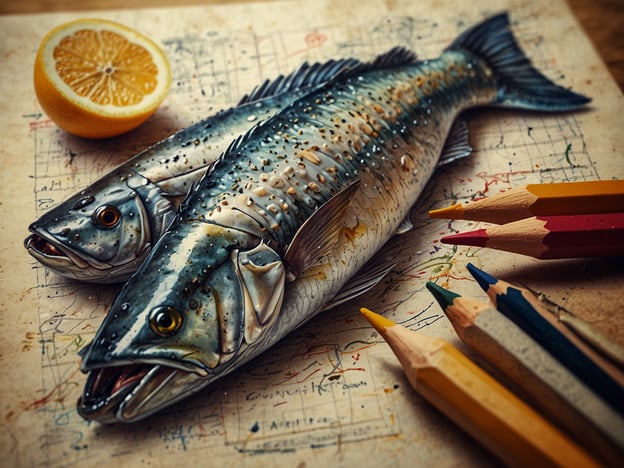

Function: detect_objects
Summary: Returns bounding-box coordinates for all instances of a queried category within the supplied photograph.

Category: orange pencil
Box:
[359,307,601,468]
[429,179,624,224]
[440,212,624,259]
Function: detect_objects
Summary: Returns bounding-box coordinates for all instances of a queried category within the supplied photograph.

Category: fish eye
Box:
[93,205,121,229]
[149,306,183,337]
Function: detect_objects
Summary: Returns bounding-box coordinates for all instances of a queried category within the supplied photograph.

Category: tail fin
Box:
[447,13,590,111]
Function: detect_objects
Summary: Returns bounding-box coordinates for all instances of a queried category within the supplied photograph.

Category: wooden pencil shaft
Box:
[452,302,624,463]
[430,180,624,224]
[381,325,600,468]
[529,180,624,216]
[531,288,624,365]
[508,285,624,388]
[491,286,624,414]
[442,213,624,259]
[558,312,624,367]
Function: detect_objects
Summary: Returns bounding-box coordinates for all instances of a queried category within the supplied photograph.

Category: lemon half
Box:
[34,18,172,139]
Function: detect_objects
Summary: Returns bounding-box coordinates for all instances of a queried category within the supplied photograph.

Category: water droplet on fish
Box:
[247,115,257,122]
[121,303,130,312]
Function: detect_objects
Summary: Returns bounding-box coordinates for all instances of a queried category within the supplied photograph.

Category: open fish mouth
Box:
[24,229,126,282]
[78,363,209,423]
[25,232,91,269]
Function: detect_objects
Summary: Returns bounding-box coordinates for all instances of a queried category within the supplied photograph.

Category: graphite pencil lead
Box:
[429,203,465,220]
[426,281,460,310]
[466,263,497,292]
[360,307,395,334]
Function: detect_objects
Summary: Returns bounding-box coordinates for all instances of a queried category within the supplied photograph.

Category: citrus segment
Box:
[34,19,171,139]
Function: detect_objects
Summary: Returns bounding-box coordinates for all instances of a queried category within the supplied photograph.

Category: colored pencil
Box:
[466,263,624,414]
[426,281,624,465]
[359,307,601,468]
[440,212,624,259]
[429,179,624,224]
[533,289,624,368]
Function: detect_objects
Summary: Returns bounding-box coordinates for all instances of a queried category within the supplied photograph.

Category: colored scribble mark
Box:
[304,31,327,49]
[565,143,573,166]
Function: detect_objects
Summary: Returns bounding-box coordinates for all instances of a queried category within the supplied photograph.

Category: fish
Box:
[77,13,590,423]
[24,57,363,283]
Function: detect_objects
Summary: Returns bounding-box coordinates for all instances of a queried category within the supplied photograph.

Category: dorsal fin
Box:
[217,47,420,172]
[237,47,418,105]
[321,46,418,85]
[237,58,361,105]
[369,46,418,68]
[216,117,269,166]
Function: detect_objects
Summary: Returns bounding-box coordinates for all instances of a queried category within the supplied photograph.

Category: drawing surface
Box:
[0,0,622,466]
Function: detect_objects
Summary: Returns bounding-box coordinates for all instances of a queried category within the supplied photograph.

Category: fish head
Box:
[78,222,286,422]
[25,171,175,283]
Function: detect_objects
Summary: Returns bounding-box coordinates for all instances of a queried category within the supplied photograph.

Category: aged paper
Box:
[0,0,622,466]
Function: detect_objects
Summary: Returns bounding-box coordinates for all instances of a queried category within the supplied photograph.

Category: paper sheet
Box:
[1,0,622,466]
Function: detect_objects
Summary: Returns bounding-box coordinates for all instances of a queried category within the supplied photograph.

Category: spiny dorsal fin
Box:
[321,46,418,85]
[237,47,418,105]
[369,46,418,68]
[237,58,361,105]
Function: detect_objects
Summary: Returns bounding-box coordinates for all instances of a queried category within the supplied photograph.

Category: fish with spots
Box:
[77,13,590,422]
[24,57,363,283]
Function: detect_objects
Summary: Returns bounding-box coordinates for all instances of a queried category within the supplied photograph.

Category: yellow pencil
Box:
[429,179,624,224]
[360,307,601,468]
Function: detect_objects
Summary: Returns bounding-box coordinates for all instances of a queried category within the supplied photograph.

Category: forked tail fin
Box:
[447,13,590,111]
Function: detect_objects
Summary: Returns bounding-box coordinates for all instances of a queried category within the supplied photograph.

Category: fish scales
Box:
[25,57,362,282]
[186,52,493,248]
[77,13,590,423]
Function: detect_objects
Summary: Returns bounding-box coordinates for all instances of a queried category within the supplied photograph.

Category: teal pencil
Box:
[466,263,624,415]
[426,281,624,466]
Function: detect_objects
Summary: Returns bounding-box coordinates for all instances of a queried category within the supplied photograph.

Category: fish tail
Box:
[447,12,590,110]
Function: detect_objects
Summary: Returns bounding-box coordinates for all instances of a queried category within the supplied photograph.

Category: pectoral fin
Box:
[234,242,286,344]
[322,258,396,311]
[394,216,414,235]
[284,179,361,280]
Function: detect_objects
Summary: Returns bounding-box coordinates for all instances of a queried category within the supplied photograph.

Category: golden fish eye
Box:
[93,205,121,229]
[149,306,183,337]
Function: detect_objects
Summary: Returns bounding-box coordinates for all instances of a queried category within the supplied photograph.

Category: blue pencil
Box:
[466,263,624,415]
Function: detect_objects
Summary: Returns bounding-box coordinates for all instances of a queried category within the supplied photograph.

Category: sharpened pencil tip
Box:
[466,263,498,292]
[429,203,464,219]
[440,229,488,247]
[426,282,460,310]
[360,307,396,334]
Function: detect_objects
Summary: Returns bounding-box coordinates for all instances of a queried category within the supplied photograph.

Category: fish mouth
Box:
[25,232,91,270]
[78,363,209,424]
[24,229,124,282]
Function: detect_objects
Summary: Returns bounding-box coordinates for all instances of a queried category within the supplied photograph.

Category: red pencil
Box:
[440,212,624,259]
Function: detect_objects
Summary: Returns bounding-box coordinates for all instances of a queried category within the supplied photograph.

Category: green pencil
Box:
[466,263,624,415]
[426,281,624,466]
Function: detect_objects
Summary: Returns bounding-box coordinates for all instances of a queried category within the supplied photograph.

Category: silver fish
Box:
[24,57,362,283]
[78,13,589,423]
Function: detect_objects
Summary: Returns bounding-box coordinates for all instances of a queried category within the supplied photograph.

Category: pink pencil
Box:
[440,212,624,259]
